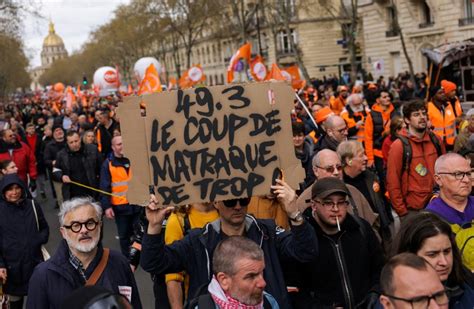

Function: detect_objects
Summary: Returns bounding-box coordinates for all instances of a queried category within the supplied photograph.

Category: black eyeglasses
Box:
[313,200,349,209]
[437,171,472,180]
[384,289,448,309]
[223,198,251,208]
[63,219,100,233]
[316,164,343,174]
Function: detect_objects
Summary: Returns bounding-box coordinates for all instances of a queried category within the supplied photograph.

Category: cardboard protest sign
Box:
[117,81,305,206]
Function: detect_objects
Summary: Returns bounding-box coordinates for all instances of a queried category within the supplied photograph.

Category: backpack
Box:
[397,131,442,173]
[451,223,474,271]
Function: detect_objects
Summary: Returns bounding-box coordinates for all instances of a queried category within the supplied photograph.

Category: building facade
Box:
[160,0,358,85]
[30,21,68,90]
[359,0,474,78]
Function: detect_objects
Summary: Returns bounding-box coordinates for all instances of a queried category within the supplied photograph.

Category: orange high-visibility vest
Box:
[109,161,131,205]
[427,102,456,146]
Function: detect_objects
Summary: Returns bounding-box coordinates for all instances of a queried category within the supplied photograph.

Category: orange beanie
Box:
[315,106,334,124]
[441,80,456,94]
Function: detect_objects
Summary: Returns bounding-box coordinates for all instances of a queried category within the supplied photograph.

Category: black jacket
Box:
[314,134,339,153]
[43,139,66,170]
[297,214,384,308]
[0,174,49,296]
[27,241,142,309]
[53,143,102,200]
[141,215,318,308]
[344,170,393,231]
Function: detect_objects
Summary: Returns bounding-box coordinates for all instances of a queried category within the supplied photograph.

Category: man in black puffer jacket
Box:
[53,130,102,200]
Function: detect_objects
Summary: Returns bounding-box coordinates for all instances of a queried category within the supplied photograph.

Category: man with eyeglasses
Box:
[380,253,449,309]
[141,179,318,308]
[296,149,379,231]
[293,177,384,308]
[313,115,348,156]
[27,197,142,309]
[427,153,474,271]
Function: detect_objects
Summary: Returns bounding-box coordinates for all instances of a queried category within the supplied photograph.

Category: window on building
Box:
[207,46,211,64]
[210,75,213,85]
[386,6,398,37]
[419,1,434,27]
[277,29,297,54]
[460,0,474,25]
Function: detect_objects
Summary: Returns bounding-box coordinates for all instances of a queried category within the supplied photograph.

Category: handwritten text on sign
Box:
[118,82,304,206]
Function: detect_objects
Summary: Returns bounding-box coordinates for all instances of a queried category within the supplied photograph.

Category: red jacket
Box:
[0,141,37,183]
[386,129,445,216]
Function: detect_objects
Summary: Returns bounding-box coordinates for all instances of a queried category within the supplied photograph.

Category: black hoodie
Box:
[0,174,49,295]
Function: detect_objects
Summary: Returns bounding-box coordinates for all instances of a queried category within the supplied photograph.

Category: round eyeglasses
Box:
[63,219,100,233]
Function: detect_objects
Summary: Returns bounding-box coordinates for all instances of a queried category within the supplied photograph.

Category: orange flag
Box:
[266,63,286,81]
[138,64,162,95]
[227,42,251,83]
[65,86,76,109]
[168,77,177,90]
[127,84,133,95]
[282,65,306,90]
[250,55,267,81]
[76,85,82,98]
[178,70,191,89]
[179,65,206,89]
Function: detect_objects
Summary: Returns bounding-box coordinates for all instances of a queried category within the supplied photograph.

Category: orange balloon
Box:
[54,82,65,92]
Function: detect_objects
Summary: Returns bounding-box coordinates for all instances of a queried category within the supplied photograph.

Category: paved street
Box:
[37,176,154,308]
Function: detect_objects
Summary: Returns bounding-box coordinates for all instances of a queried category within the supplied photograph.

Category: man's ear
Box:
[59,227,66,239]
[216,272,231,292]
[434,174,442,187]
[379,295,392,309]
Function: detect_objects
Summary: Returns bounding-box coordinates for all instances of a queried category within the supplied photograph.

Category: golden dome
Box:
[43,21,64,47]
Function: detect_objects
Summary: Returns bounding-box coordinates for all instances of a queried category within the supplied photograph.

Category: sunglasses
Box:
[316,164,343,174]
[223,198,251,208]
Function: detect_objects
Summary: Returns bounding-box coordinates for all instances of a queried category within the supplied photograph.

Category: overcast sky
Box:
[24,0,130,68]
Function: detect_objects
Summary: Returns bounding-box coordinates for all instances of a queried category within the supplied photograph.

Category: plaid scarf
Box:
[208,276,263,309]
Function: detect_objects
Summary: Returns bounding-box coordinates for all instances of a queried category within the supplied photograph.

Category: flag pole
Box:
[294,93,318,130]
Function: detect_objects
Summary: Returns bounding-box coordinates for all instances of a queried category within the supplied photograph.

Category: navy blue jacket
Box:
[27,241,141,309]
[0,174,49,296]
[141,215,318,308]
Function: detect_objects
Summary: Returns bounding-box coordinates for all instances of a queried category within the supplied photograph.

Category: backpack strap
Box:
[397,136,412,173]
[85,248,110,286]
[428,131,443,157]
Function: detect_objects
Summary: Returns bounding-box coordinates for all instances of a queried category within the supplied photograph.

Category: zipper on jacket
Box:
[325,231,354,309]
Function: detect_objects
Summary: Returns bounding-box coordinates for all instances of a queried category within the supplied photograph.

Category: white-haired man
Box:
[27,197,141,309]
[427,153,474,270]
[340,94,369,143]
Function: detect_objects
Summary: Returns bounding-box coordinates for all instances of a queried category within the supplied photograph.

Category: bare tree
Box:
[144,0,221,70]
[266,0,311,83]
[390,1,417,90]
[318,0,359,82]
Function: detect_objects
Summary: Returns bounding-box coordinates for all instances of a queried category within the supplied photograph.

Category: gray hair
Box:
[312,149,340,168]
[58,197,103,226]
[434,153,469,174]
[467,108,474,118]
[212,236,263,276]
[337,140,364,166]
[346,94,362,105]
[324,115,344,130]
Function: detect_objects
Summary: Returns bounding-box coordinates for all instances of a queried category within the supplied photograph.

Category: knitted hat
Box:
[315,106,334,124]
[441,80,456,94]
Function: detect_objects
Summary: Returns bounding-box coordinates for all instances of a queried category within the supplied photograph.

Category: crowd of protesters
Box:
[0,71,472,309]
